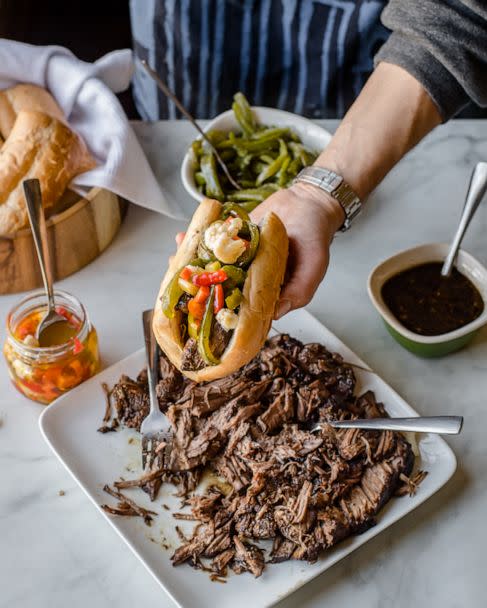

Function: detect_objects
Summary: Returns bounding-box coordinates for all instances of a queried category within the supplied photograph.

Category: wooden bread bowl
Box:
[0,84,127,293]
[0,187,126,294]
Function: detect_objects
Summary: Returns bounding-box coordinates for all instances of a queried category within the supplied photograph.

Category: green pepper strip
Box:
[198,286,220,365]
[221,265,247,289]
[200,152,224,200]
[161,270,184,319]
[188,312,199,340]
[225,287,242,310]
[236,221,260,267]
[221,202,250,222]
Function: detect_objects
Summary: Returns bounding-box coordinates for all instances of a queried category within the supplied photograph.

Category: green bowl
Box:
[368,243,487,358]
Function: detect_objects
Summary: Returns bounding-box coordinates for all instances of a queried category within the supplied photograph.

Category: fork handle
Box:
[142,310,159,413]
[330,416,463,435]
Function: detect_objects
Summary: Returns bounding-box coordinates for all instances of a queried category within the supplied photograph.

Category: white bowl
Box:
[367,243,487,357]
[181,106,333,203]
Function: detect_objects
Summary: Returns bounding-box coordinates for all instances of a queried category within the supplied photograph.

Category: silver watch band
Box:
[293,167,362,231]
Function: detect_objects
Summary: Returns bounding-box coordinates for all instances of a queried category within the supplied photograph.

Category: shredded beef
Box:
[107,333,419,579]
[210,321,232,358]
[180,339,206,371]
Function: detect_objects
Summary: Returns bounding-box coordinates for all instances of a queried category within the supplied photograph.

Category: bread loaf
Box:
[0,84,65,139]
[0,110,96,236]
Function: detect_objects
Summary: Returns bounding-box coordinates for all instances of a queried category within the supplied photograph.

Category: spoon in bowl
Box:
[441,161,487,277]
[139,59,241,191]
[23,179,69,346]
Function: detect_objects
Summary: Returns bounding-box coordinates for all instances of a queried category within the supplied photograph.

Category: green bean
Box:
[278,156,291,187]
[200,152,224,200]
[287,157,302,176]
[191,140,203,158]
[291,143,316,166]
[219,149,236,162]
[226,185,278,202]
[232,92,256,135]
[256,140,288,185]
[194,172,206,186]
[250,127,290,141]
[238,179,258,188]
[188,93,317,207]
[205,129,227,145]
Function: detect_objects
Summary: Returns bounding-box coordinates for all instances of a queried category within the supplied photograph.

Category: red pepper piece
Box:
[180,267,192,281]
[214,284,224,314]
[188,299,206,320]
[192,270,228,287]
[194,285,210,303]
[73,337,84,354]
[19,378,44,394]
[55,306,68,318]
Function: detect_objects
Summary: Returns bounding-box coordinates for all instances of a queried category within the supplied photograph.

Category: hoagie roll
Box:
[153,198,288,382]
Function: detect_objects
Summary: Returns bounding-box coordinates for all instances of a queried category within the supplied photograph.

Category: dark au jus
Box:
[381,262,484,336]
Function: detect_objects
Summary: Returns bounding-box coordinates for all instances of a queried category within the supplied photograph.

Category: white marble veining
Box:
[0,120,486,608]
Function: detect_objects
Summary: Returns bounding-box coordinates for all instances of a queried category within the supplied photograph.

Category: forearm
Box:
[313,62,442,200]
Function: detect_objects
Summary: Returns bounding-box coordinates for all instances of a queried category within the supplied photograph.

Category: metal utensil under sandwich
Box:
[140,309,173,471]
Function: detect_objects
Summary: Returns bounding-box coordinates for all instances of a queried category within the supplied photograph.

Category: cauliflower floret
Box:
[23,334,39,347]
[12,358,33,380]
[216,308,239,331]
[204,219,246,264]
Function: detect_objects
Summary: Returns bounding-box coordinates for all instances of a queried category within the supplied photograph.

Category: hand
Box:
[250,182,345,318]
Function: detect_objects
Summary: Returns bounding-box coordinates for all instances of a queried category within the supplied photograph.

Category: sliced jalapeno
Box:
[236,221,260,267]
[221,202,250,222]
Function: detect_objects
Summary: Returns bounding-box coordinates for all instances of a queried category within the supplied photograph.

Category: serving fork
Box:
[312,415,463,435]
[140,310,172,471]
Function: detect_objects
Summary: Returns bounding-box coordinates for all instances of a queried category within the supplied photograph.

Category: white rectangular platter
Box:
[39,309,457,608]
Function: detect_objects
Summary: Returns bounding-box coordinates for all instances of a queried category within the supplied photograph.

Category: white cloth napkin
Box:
[0,39,183,218]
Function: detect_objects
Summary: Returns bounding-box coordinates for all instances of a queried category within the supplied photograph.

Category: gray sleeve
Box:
[374,0,487,121]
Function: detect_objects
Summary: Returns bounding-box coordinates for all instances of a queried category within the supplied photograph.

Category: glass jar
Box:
[3,290,100,404]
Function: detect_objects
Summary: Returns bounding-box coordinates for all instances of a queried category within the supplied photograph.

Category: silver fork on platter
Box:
[140,310,172,471]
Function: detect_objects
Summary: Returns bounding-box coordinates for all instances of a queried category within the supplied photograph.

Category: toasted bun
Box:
[0,84,65,139]
[0,110,96,236]
[153,198,288,382]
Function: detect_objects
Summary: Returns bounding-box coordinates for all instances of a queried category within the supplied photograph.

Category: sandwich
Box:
[153,198,288,382]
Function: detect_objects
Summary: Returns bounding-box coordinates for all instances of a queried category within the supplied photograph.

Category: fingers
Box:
[275,237,330,319]
[175,232,185,247]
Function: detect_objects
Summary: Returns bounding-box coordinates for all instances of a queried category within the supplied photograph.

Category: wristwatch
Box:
[293,167,362,231]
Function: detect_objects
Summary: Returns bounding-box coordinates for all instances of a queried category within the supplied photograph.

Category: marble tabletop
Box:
[1,119,486,608]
